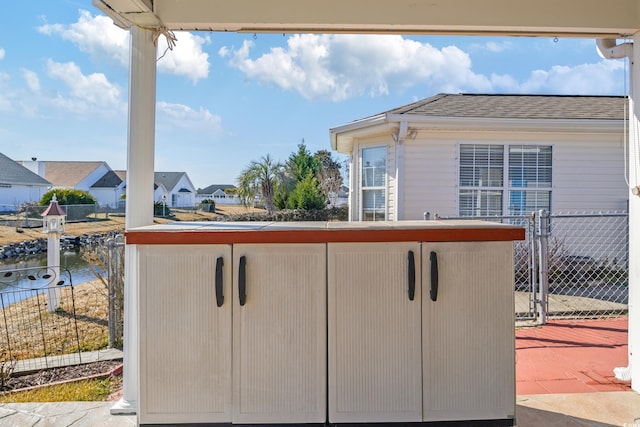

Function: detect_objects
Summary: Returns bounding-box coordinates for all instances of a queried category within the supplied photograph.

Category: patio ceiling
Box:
[94,0,640,37]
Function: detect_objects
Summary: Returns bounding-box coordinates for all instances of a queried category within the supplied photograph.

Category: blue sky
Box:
[0,1,629,188]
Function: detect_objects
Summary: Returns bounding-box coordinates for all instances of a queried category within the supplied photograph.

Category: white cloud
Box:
[469,40,513,53]
[0,48,5,60]
[156,101,223,133]
[221,34,626,100]
[39,10,129,67]
[519,60,626,95]
[21,69,40,93]
[38,10,211,83]
[221,34,495,101]
[484,41,512,53]
[157,32,211,84]
[45,59,125,115]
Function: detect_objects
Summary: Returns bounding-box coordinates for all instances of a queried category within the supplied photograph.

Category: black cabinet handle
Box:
[215,256,224,307]
[430,251,439,302]
[238,256,247,306]
[407,250,416,301]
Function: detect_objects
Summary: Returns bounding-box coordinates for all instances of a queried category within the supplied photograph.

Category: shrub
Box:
[285,175,326,210]
[40,189,96,206]
[200,199,216,213]
[154,201,172,217]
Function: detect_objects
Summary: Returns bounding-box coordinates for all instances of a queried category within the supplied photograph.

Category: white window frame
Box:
[507,144,552,216]
[360,145,387,221]
[457,143,552,216]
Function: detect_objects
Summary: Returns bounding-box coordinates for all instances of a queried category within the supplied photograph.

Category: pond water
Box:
[0,249,102,294]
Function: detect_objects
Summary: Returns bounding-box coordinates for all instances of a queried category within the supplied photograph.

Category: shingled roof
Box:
[0,153,51,186]
[28,161,105,187]
[385,94,627,120]
[91,170,123,188]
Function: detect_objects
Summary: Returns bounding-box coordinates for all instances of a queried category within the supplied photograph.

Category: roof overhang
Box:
[330,115,625,153]
[93,0,640,37]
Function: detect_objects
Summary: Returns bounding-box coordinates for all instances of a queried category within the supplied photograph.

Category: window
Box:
[459,144,504,216]
[459,144,551,216]
[361,146,386,221]
[508,145,552,215]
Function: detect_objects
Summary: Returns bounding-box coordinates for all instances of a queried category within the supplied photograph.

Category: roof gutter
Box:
[596,38,633,59]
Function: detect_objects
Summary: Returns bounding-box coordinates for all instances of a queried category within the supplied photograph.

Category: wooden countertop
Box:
[125,220,526,245]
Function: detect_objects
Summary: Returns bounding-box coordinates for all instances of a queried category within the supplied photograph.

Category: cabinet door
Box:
[139,245,233,424]
[328,242,422,423]
[232,243,326,424]
[422,241,515,422]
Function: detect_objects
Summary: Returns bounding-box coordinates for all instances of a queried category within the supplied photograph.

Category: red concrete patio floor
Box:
[516,316,631,395]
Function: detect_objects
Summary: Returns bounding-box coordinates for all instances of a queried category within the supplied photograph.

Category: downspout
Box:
[596,38,632,59]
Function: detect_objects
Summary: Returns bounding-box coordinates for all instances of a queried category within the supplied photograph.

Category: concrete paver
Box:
[516,392,640,426]
[0,402,135,427]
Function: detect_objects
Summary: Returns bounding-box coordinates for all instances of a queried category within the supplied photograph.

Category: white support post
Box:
[627,32,640,392]
[111,24,157,416]
[46,234,61,313]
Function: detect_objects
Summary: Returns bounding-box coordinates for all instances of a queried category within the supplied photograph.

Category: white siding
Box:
[91,187,121,208]
[551,135,627,212]
[0,185,49,210]
[403,137,458,220]
[169,174,196,207]
[347,128,627,220]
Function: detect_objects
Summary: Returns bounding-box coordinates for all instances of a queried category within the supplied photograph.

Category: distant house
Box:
[90,170,123,208]
[115,170,168,206]
[0,153,51,210]
[19,160,124,208]
[196,184,237,204]
[153,172,197,208]
[330,94,628,221]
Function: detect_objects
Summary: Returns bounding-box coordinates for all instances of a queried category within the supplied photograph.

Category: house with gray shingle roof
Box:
[196,184,237,204]
[330,94,628,221]
[154,172,196,208]
[116,170,169,206]
[0,153,52,210]
[19,160,124,208]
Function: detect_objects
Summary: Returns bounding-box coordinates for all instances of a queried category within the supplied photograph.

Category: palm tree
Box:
[236,154,283,213]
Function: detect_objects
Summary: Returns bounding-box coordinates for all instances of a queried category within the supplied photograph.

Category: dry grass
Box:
[0,204,263,246]
[1,377,120,402]
[0,280,109,361]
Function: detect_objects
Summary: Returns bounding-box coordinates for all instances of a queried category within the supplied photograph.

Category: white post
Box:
[46,233,61,313]
[111,24,157,416]
[626,32,640,392]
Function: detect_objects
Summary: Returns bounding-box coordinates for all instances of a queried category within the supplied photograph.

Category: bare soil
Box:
[1,360,122,393]
[0,205,262,247]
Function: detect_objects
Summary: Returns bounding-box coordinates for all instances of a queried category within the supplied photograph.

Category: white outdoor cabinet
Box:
[137,242,327,425]
[138,244,233,425]
[231,243,327,424]
[328,240,515,424]
[328,242,423,423]
[422,241,515,422]
[129,221,522,426]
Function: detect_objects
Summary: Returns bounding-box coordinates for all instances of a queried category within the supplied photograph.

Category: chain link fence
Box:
[441,211,629,323]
